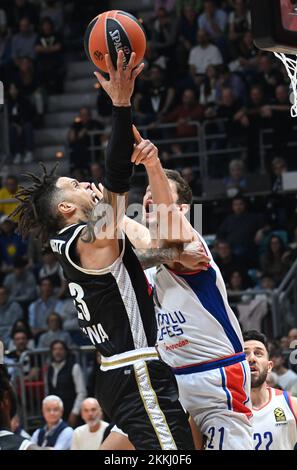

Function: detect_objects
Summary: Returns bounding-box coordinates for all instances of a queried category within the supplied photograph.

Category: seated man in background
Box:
[31,395,73,449]
[71,398,109,450]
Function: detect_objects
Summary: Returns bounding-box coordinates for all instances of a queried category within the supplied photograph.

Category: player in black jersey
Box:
[12,51,194,450]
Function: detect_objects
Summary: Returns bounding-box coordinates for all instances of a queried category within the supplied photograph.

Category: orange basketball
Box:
[84,10,146,73]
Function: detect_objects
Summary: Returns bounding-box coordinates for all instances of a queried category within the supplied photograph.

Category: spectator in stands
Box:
[71,398,109,450]
[7,319,34,351]
[5,329,39,380]
[265,85,293,152]
[164,88,205,138]
[35,17,64,93]
[11,17,37,65]
[46,340,87,428]
[40,0,64,33]
[194,64,218,107]
[3,257,37,310]
[258,274,276,291]
[31,395,73,449]
[38,249,65,298]
[55,296,79,333]
[188,29,223,75]
[209,87,245,150]
[240,85,271,170]
[7,82,35,164]
[0,175,20,222]
[38,312,72,349]
[216,64,246,102]
[134,64,175,126]
[228,0,251,59]
[199,0,227,36]
[176,4,198,73]
[8,0,40,31]
[142,41,167,78]
[198,0,228,57]
[271,157,287,193]
[150,6,178,70]
[0,286,23,347]
[223,159,247,195]
[217,195,267,262]
[181,166,201,196]
[229,268,251,288]
[68,106,103,172]
[213,239,245,281]
[255,54,283,101]
[229,30,258,75]
[13,56,45,121]
[288,328,297,346]
[28,277,59,339]
[0,216,27,274]
[260,235,292,285]
[280,335,290,352]
[271,350,297,391]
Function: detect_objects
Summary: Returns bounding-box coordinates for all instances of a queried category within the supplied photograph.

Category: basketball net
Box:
[274,52,297,117]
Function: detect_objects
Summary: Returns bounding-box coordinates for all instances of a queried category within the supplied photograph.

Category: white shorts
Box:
[174,354,253,450]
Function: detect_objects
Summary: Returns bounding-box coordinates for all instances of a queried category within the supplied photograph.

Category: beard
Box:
[86,417,100,427]
[251,367,268,388]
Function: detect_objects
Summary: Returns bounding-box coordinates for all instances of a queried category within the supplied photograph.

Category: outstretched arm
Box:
[131,127,195,244]
[78,52,144,246]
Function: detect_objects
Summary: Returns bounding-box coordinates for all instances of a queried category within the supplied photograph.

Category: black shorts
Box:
[97,359,194,450]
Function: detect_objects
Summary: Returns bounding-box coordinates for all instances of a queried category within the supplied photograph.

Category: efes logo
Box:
[94,50,104,61]
[274,407,286,422]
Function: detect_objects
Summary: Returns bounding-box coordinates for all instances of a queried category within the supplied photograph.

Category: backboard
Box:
[251,0,297,53]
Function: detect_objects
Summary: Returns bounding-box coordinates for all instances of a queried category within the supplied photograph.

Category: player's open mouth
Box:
[250,365,258,373]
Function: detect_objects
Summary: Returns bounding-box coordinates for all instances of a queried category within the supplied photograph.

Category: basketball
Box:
[84,10,146,73]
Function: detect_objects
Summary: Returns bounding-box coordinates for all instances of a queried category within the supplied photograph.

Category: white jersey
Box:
[252,387,297,450]
[145,233,244,369]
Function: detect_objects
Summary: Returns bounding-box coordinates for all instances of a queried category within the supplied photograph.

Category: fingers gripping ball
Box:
[84,10,146,73]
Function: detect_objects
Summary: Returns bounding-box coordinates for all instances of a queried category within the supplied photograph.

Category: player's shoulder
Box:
[0,431,31,450]
[50,223,85,254]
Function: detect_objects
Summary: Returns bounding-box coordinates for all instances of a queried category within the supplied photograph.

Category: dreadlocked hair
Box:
[10,162,64,243]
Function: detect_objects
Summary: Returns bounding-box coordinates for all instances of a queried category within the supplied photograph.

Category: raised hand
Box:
[94,50,144,107]
[131,125,159,168]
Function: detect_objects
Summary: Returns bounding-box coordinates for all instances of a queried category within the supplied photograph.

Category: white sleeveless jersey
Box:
[145,233,244,368]
[252,388,297,450]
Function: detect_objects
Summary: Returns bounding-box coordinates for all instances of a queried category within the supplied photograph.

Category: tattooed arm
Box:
[135,247,180,270]
[135,244,210,271]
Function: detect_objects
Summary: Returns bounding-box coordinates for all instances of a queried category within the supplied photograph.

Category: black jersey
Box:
[49,223,157,357]
[0,430,31,450]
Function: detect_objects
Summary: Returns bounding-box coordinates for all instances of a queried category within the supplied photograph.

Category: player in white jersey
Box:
[244,330,297,450]
[122,130,253,450]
